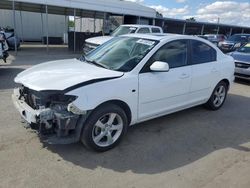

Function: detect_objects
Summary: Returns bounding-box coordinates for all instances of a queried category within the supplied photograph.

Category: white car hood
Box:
[14,59,123,91]
[85,36,113,45]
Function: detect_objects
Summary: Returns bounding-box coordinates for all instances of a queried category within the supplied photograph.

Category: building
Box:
[0,0,249,52]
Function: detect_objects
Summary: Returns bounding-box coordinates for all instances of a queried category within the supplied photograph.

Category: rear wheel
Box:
[81,104,128,152]
[205,81,228,110]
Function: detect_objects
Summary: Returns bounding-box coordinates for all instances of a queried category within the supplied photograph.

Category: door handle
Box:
[179,73,189,79]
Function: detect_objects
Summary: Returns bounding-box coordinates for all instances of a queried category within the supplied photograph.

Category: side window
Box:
[141,40,188,72]
[191,40,216,64]
[151,28,161,33]
[137,28,150,34]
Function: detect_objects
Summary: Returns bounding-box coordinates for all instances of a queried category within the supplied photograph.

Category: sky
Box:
[126,0,250,27]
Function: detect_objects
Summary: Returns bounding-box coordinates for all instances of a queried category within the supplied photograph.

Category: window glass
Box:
[152,28,161,33]
[137,28,150,33]
[111,26,137,37]
[84,37,158,72]
[141,40,188,72]
[191,40,216,64]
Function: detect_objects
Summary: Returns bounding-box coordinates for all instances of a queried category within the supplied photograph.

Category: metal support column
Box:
[152,19,155,26]
[102,12,105,36]
[94,12,96,33]
[162,19,165,29]
[19,11,24,42]
[241,28,244,34]
[64,15,67,34]
[138,16,141,24]
[229,28,233,36]
[122,14,125,24]
[80,10,82,32]
[64,15,68,44]
[201,24,204,35]
[41,12,44,40]
[45,5,49,53]
[12,0,17,55]
[182,22,186,34]
[216,26,220,34]
[73,8,76,52]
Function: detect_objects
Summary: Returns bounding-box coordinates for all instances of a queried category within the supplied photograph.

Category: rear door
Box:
[188,39,220,103]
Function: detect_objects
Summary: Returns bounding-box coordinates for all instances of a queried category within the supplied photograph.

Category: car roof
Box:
[122,33,202,41]
[120,24,161,28]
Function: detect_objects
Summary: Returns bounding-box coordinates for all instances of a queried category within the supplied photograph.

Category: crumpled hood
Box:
[230,51,250,63]
[85,36,113,45]
[14,58,123,91]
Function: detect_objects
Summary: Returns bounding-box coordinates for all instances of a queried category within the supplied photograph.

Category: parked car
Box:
[12,34,234,151]
[204,34,226,46]
[0,27,20,50]
[197,35,208,40]
[83,24,163,54]
[0,30,9,62]
[228,43,250,79]
[219,34,250,52]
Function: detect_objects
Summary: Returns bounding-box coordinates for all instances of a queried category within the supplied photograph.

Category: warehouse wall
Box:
[0,9,67,41]
[75,18,103,33]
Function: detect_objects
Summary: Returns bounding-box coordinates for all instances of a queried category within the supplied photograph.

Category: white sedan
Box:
[12,34,235,151]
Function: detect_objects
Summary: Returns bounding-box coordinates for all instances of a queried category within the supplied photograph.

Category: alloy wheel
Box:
[92,113,123,147]
[213,85,226,107]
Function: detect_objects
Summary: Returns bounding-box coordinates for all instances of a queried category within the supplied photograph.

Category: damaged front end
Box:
[12,86,87,144]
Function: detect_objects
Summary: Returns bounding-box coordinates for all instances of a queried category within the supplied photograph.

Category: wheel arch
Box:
[220,78,230,90]
[92,100,132,125]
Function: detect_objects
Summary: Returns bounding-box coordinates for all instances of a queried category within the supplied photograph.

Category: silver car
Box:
[229,43,250,79]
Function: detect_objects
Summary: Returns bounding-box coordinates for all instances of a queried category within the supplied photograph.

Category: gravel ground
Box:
[0,48,250,188]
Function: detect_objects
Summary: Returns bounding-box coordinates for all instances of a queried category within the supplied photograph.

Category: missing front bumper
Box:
[12,88,86,143]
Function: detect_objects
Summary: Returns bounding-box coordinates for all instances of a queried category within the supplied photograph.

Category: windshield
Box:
[111,26,137,37]
[82,37,158,72]
[227,35,249,42]
[237,43,250,53]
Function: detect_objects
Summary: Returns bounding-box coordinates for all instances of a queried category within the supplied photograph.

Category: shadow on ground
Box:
[44,93,250,174]
[0,67,24,90]
[234,77,250,86]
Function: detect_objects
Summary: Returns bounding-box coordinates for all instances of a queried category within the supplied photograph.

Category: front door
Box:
[138,40,192,120]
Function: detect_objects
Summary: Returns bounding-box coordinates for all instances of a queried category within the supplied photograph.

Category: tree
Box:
[68,20,75,28]
[186,17,196,22]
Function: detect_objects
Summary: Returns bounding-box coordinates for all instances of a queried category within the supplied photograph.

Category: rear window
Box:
[151,28,161,33]
[137,28,151,34]
[191,40,217,64]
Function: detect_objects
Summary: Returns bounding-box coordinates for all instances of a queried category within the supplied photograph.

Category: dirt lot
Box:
[1,47,250,188]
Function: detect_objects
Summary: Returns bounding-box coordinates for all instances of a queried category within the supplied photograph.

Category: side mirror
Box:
[150,61,169,72]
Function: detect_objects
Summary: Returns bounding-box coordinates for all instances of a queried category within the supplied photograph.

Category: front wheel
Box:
[205,81,228,110]
[81,104,128,152]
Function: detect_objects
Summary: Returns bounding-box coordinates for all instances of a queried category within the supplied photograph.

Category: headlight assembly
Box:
[50,94,78,104]
[67,103,86,115]
[234,43,241,48]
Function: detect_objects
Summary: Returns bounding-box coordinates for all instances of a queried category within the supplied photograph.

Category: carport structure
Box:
[158,17,250,36]
[0,0,157,54]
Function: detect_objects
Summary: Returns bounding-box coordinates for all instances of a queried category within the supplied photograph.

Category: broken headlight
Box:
[67,103,86,115]
[49,94,78,105]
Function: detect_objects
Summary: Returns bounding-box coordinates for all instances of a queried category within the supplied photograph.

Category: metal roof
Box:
[1,0,157,18]
[161,17,250,30]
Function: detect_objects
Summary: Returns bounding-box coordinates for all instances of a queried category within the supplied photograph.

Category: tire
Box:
[205,81,228,111]
[81,103,128,152]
